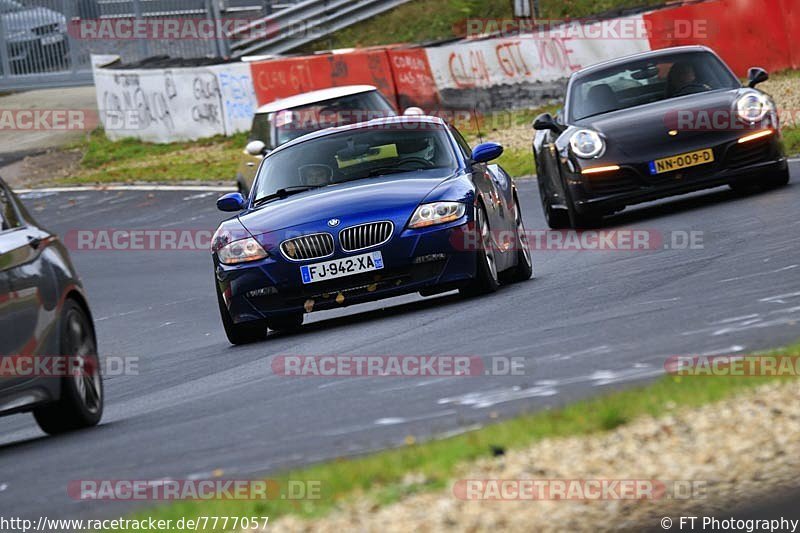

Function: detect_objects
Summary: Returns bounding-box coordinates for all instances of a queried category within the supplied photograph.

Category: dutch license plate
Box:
[300,251,384,284]
[648,148,714,175]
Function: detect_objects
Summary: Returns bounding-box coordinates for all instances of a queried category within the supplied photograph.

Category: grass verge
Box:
[115,344,800,531]
[782,127,800,155]
[57,130,248,184]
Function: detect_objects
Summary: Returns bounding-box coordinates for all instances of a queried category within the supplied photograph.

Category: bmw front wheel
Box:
[502,197,534,283]
[460,203,500,296]
[217,284,268,345]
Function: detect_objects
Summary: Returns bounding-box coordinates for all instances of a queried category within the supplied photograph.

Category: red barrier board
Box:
[644,0,794,76]
[387,47,441,109]
[249,49,399,108]
[778,0,800,70]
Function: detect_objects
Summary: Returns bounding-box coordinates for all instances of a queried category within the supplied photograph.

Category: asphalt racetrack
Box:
[2,164,799,520]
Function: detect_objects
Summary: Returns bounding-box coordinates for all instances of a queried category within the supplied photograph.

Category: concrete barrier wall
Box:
[93,0,799,143]
[93,61,257,143]
[423,15,651,110]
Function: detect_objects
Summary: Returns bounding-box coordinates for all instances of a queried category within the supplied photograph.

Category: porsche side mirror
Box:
[245,140,267,156]
[747,67,768,88]
[471,142,504,163]
[217,192,246,212]
[533,113,562,133]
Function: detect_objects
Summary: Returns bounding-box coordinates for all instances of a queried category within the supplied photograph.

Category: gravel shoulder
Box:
[266,380,800,532]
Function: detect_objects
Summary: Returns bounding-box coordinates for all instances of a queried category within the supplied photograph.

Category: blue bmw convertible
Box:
[212,116,533,344]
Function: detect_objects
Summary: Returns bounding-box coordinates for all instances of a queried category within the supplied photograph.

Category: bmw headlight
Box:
[408,202,466,229]
[569,129,605,158]
[736,92,771,122]
[216,236,268,265]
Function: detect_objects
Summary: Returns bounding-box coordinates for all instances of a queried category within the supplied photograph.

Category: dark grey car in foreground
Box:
[0,177,102,434]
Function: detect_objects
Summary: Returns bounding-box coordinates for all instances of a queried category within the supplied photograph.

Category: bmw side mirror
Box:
[245,140,267,156]
[747,67,768,88]
[533,113,562,133]
[471,142,504,164]
[217,192,246,212]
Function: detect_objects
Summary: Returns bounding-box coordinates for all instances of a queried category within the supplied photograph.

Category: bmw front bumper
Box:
[215,220,478,324]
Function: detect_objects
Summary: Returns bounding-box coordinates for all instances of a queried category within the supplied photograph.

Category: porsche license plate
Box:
[300,251,384,284]
[649,148,714,175]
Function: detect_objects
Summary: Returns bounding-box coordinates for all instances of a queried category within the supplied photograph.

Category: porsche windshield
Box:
[253,124,458,203]
[569,51,740,121]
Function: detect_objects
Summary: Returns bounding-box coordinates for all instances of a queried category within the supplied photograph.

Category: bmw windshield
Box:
[252,124,458,205]
[569,51,740,121]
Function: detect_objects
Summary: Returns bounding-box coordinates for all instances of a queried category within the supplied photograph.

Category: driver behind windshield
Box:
[569,51,740,122]
[666,61,710,96]
[299,165,333,187]
[253,126,458,203]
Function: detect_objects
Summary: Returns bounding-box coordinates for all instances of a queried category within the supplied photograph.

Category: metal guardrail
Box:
[0,0,407,90]
[93,0,302,18]
[228,0,411,57]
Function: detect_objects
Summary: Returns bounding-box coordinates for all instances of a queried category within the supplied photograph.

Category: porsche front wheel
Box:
[562,178,602,229]
[538,179,570,229]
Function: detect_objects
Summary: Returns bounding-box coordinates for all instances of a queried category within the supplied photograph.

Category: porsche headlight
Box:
[216,237,267,265]
[736,92,771,122]
[408,202,466,229]
[569,129,605,158]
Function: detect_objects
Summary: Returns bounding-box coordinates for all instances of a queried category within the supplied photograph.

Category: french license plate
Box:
[41,34,64,46]
[648,148,714,175]
[300,251,384,284]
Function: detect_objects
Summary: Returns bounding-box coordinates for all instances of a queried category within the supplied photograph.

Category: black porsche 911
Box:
[533,45,790,228]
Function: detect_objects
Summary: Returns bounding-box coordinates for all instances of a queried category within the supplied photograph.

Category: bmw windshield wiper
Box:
[253,186,322,207]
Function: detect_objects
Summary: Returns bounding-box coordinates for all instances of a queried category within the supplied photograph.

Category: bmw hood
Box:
[238,169,456,236]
